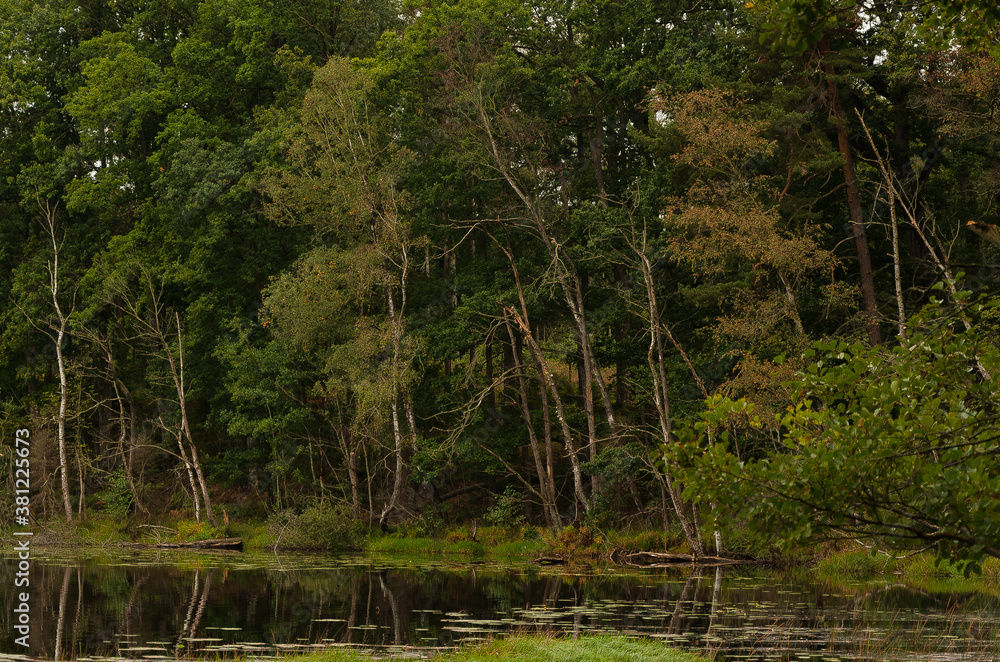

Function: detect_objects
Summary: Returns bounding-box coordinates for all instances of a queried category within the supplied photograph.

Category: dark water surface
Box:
[1,549,998,661]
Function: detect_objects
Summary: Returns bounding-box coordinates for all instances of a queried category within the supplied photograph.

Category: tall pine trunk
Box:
[820,36,881,346]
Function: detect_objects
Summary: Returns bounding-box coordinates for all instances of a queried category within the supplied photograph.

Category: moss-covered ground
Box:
[292,635,709,662]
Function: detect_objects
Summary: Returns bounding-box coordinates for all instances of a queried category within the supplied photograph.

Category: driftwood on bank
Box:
[152,537,244,551]
[535,556,566,565]
[534,550,756,566]
[620,551,752,567]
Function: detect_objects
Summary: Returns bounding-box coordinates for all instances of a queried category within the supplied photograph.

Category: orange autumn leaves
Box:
[652,89,845,423]
[653,88,838,285]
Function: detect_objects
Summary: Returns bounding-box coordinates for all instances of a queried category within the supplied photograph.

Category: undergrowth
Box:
[816,547,1000,593]
[368,524,547,558]
[270,502,364,551]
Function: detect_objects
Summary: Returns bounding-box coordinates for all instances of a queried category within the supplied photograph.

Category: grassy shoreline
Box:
[284,635,709,662]
[813,547,1000,595]
[8,516,1000,592]
[7,516,698,560]
[7,521,1000,662]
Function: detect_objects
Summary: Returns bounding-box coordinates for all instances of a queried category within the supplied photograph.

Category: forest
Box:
[1,0,999,563]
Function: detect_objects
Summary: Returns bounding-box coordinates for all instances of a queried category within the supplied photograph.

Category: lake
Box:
[1,549,998,660]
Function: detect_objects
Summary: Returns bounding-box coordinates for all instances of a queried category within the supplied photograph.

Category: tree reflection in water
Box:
[1,552,998,661]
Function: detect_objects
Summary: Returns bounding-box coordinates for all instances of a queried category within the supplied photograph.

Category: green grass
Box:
[367,535,465,555]
[226,519,273,549]
[365,525,548,558]
[814,549,898,577]
[16,515,132,547]
[492,537,547,557]
[26,513,273,549]
[814,548,1000,597]
[365,534,546,558]
[27,516,777,563]
[816,548,1000,578]
[75,516,130,545]
[295,635,709,661]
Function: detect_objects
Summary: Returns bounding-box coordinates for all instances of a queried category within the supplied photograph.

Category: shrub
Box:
[176,520,212,541]
[95,468,133,519]
[485,485,525,527]
[397,510,445,538]
[677,291,1000,569]
[274,502,363,551]
[543,525,599,556]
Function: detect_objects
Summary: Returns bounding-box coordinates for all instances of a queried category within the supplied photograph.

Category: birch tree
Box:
[37,197,74,523]
[100,263,217,525]
[263,58,422,529]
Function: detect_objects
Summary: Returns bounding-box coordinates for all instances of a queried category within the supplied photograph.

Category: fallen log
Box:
[622,551,752,567]
[534,556,566,565]
[153,537,244,551]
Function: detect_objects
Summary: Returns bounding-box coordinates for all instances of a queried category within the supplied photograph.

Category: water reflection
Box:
[0,550,998,660]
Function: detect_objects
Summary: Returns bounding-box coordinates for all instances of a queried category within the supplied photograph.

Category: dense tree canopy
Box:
[1,0,998,561]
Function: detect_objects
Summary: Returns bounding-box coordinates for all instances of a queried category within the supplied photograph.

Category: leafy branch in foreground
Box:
[674,286,1000,569]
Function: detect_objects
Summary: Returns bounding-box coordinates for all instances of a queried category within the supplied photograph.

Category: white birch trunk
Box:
[41,200,73,523]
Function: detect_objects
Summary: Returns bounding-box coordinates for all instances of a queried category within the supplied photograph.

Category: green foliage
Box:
[367,534,455,556]
[397,510,446,538]
[543,525,598,557]
[224,520,273,549]
[95,468,134,519]
[582,445,658,529]
[711,520,786,561]
[592,529,680,554]
[175,520,215,541]
[65,32,171,151]
[485,485,526,527]
[273,502,364,551]
[753,0,1000,55]
[675,289,1000,566]
[752,0,856,54]
[371,524,544,557]
[814,549,897,577]
[77,517,131,545]
[2,0,1000,558]
[914,1,1000,53]
[815,549,1000,589]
